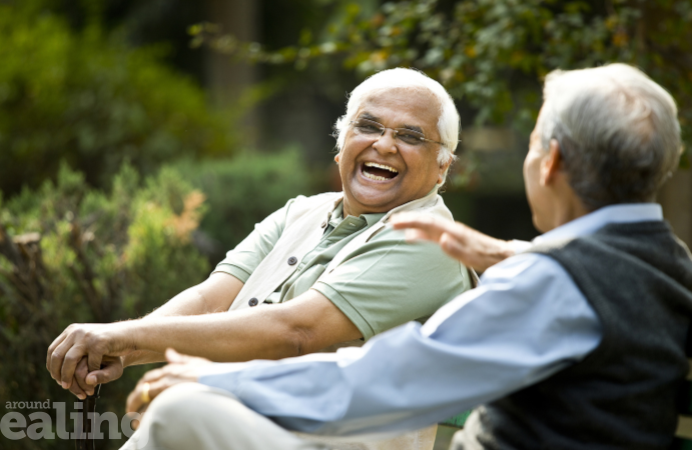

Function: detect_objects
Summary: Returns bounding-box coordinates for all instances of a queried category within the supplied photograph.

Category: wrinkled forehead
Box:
[355,87,442,130]
[359,86,440,112]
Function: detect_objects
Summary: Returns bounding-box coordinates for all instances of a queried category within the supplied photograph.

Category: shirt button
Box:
[287,256,298,265]
[248,298,259,307]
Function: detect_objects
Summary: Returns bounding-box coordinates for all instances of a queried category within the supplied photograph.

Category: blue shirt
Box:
[199,203,664,438]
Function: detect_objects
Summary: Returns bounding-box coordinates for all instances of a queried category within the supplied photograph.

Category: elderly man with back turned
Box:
[46,68,474,450]
[122,63,692,450]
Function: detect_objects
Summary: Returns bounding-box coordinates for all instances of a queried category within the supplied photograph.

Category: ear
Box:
[334,154,340,164]
[540,139,563,186]
[437,158,453,184]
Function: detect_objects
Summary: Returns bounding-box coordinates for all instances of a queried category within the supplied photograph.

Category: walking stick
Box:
[75,383,102,450]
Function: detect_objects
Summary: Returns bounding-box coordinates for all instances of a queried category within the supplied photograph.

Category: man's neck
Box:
[541,189,591,232]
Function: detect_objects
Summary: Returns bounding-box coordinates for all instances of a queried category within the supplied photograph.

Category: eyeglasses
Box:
[349,118,446,147]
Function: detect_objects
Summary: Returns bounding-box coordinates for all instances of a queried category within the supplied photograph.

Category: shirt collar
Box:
[533,203,663,245]
[329,199,385,227]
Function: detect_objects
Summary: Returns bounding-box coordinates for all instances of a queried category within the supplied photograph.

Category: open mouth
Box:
[361,162,399,181]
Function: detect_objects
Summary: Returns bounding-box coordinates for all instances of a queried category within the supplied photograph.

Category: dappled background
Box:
[1,1,691,449]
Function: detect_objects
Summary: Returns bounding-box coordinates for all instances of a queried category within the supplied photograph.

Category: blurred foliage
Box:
[195,0,692,163]
[0,163,209,449]
[0,2,235,197]
[175,148,317,262]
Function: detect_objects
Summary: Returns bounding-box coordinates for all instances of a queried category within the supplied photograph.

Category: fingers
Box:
[87,350,104,375]
[86,356,123,386]
[391,213,446,242]
[60,345,90,390]
[46,331,67,375]
[403,228,431,243]
[125,354,206,413]
[68,375,88,400]
[49,337,76,388]
[439,232,468,261]
[165,348,195,364]
[73,358,94,397]
[126,378,170,414]
[126,381,147,413]
[165,348,184,363]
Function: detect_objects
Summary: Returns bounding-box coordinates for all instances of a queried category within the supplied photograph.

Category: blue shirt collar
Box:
[532,203,663,245]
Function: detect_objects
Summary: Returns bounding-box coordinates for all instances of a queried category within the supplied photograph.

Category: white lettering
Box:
[1,412,27,440]
[93,412,121,439]
[54,402,70,439]
[27,412,55,440]
[70,411,83,440]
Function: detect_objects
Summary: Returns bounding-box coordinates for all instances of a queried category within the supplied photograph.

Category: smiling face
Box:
[337,87,449,217]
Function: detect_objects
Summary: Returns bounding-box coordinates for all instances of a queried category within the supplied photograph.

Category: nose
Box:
[371,128,398,154]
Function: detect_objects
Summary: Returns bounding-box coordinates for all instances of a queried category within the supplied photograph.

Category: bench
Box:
[439,360,692,448]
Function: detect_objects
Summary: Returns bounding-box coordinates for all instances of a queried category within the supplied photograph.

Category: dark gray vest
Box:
[461,221,692,450]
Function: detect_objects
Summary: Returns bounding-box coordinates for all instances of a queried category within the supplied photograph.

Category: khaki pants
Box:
[120,383,329,450]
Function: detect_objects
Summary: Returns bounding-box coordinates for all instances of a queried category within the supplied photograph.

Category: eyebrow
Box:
[357,112,425,134]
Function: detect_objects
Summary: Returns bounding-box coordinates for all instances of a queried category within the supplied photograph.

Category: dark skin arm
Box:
[47,285,360,398]
[49,272,242,399]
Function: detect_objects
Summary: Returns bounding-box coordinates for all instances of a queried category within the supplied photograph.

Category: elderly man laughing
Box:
[122,63,692,450]
[47,68,473,450]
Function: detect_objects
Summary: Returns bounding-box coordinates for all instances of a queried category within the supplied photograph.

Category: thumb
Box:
[404,228,430,243]
[165,348,191,364]
[440,233,467,261]
[86,363,122,386]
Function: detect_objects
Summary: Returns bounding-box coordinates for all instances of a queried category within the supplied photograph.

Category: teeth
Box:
[363,172,389,181]
[364,162,398,173]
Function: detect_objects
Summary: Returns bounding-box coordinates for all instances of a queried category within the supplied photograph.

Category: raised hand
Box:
[390,212,516,272]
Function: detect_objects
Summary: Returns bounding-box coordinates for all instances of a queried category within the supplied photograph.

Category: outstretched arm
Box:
[390,212,520,272]
[120,272,245,366]
[46,288,360,398]
[124,253,602,436]
[46,272,243,399]
[48,197,292,399]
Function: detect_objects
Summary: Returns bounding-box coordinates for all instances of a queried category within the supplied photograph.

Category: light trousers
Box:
[119,382,441,450]
[119,382,329,450]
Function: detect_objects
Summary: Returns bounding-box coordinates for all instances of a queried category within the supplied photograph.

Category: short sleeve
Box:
[213,198,295,282]
[312,227,471,340]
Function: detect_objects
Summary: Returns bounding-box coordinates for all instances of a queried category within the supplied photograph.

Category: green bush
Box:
[0,2,235,196]
[0,163,210,449]
[175,147,318,262]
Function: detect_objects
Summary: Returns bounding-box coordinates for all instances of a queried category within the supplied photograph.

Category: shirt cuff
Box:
[508,239,532,254]
[311,282,375,340]
[213,263,252,283]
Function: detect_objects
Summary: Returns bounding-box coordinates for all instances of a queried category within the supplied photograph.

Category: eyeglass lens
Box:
[352,119,427,146]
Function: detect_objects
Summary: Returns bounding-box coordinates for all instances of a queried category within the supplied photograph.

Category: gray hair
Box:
[539,63,682,210]
[334,68,460,166]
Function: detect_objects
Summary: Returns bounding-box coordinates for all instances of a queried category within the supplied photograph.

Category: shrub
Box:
[175,147,318,262]
[0,163,210,449]
[0,2,235,196]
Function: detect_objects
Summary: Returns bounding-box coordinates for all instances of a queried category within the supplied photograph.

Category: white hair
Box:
[538,63,682,209]
[334,68,460,166]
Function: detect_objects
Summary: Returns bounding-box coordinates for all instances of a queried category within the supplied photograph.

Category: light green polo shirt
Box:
[214,196,471,340]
